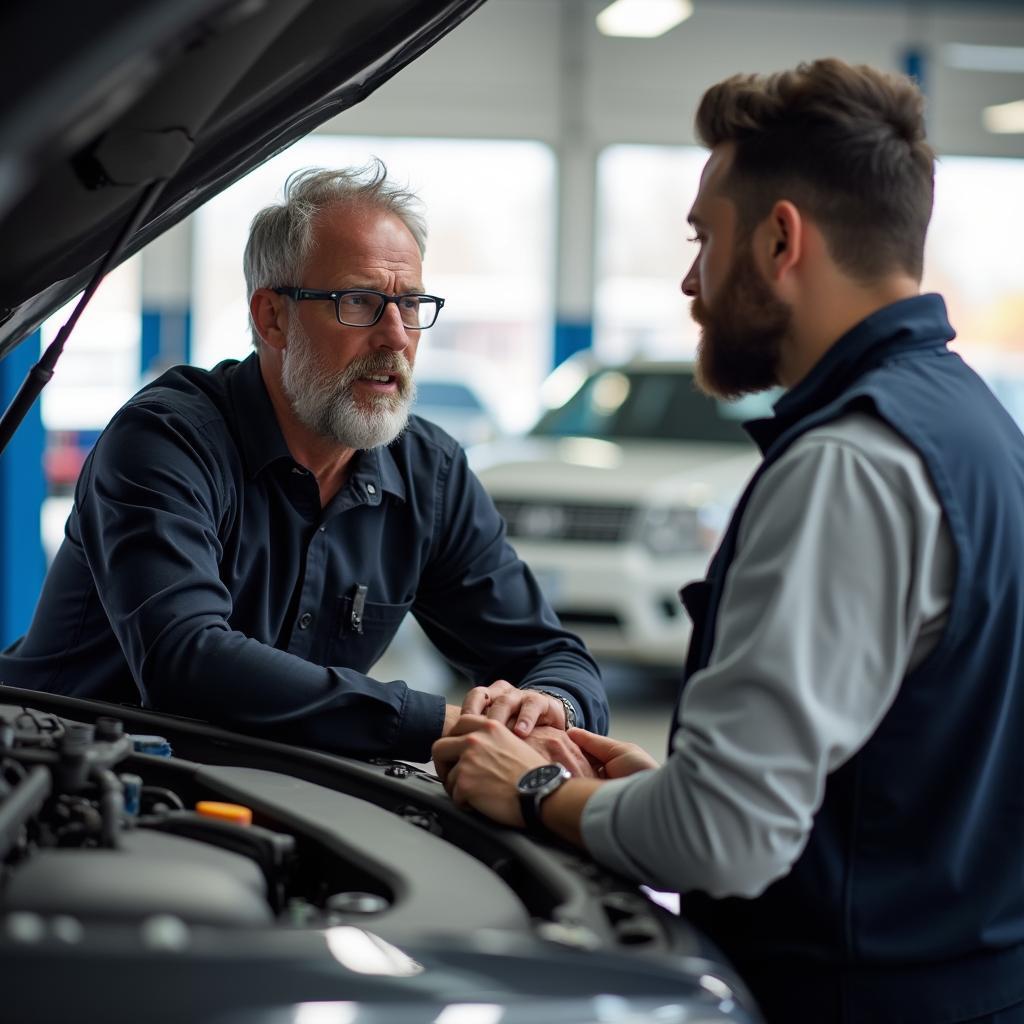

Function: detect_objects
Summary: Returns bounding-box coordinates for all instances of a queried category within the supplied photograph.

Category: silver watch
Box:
[538,690,578,729]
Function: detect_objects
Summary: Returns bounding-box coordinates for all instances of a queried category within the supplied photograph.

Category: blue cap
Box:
[130,734,172,757]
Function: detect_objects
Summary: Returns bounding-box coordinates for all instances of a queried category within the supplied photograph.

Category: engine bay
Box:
[0,689,758,1022]
[0,693,686,947]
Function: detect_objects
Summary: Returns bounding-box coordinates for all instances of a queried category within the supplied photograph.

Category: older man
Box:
[1,162,607,766]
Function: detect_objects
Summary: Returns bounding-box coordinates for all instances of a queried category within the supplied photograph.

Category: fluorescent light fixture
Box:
[945,44,1024,74]
[983,99,1024,134]
[596,0,693,39]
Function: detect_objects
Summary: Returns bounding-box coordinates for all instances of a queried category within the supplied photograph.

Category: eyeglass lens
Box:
[337,291,439,329]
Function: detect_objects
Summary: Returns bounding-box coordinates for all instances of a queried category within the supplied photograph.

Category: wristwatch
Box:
[538,690,578,729]
[517,762,572,834]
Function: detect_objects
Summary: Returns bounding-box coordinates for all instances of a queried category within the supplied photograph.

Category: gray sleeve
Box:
[581,416,952,897]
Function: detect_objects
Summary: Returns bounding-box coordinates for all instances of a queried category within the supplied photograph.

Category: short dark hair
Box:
[695,58,934,282]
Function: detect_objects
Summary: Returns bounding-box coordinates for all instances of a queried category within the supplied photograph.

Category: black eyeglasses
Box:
[273,287,445,330]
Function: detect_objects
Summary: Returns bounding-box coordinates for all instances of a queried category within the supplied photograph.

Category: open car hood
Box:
[0,0,486,358]
[0,684,760,1023]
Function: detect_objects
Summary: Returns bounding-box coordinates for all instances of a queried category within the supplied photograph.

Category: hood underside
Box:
[0,0,486,358]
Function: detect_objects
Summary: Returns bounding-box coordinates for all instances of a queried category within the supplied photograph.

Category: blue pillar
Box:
[140,219,193,378]
[553,319,593,368]
[902,47,927,93]
[140,306,191,377]
[0,330,47,645]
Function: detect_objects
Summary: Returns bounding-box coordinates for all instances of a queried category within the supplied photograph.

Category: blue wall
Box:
[0,331,47,645]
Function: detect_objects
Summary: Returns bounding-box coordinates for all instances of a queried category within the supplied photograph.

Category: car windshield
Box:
[531,367,778,443]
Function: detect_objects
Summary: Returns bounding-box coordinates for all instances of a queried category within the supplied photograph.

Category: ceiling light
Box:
[983,99,1024,134]
[596,0,693,39]
[945,44,1024,74]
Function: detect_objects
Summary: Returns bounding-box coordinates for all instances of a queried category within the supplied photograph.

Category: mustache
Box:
[343,351,413,387]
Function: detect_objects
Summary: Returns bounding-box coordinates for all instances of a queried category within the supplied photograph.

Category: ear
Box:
[760,199,803,286]
[250,288,289,351]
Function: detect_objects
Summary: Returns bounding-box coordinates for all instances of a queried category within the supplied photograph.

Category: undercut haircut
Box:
[243,159,427,347]
[695,58,934,282]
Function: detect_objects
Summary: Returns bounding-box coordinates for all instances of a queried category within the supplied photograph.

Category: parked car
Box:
[0,2,763,1022]
[412,351,505,447]
[472,360,775,668]
[413,376,500,444]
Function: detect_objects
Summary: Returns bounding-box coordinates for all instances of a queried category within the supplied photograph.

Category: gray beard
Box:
[281,319,416,450]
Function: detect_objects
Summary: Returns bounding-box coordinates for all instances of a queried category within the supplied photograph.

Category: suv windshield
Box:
[531,367,777,443]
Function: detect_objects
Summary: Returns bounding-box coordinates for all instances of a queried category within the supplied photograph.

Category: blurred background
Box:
[11,0,1024,758]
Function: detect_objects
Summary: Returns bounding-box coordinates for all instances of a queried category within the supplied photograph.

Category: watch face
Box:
[520,763,565,793]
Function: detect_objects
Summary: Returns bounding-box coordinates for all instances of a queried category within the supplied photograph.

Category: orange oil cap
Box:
[196,800,253,825]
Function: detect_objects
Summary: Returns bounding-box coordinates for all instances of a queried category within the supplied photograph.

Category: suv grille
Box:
[494,500,635,542]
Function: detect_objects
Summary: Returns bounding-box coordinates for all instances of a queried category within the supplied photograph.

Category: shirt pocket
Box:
[333,592,414,673]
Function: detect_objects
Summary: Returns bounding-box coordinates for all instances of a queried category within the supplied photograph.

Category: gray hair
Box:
[243,159,428,347]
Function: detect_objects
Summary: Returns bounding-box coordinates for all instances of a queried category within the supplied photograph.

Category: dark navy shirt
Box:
[0,354,606,761]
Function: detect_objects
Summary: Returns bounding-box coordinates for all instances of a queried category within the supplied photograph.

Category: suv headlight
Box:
[638,504,728,556]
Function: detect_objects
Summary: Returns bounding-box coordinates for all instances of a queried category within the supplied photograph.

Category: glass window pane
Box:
[38,258,142,562]
[594,145,707,363]
[593,144,1024,419]
[923,155,1024,427]
[39,258,142,433]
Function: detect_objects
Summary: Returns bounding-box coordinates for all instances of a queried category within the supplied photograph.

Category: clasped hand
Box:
[432,714,659,830]
[451,679,592,777]
[461,679,567,734]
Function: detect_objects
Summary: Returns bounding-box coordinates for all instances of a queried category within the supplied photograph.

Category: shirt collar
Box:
[228,352,294,478]
[228,352,408,501]
[744,293,956,454]
[346,444,407,504]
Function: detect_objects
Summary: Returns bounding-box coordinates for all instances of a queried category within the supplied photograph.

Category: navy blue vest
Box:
[678,295,1024,1024]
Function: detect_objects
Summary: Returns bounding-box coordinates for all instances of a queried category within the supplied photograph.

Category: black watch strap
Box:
[519,787,547,834]
[517,763,572,835]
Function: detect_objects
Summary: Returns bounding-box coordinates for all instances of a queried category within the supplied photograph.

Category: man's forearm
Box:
[142,623,447,760]
[517,653,608,734]
[442,703,462,736]
[538,777,604,847]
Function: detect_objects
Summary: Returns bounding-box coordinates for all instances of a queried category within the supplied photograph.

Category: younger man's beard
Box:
[281,318,417,450]
[691,240,790,400]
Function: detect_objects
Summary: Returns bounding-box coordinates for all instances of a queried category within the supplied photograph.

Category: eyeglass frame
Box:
[272,286,445,330]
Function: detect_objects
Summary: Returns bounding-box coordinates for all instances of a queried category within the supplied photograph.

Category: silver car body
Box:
[472,362,768,667]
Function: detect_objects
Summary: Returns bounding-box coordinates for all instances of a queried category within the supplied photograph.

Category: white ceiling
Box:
[322,0,1024,158]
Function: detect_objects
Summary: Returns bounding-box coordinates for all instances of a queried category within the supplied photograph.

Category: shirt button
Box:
[367,484,377,495]
[319,526,326,533]
[298,612,313,630]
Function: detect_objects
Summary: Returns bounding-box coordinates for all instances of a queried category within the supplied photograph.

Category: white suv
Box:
[471,360,774,668]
